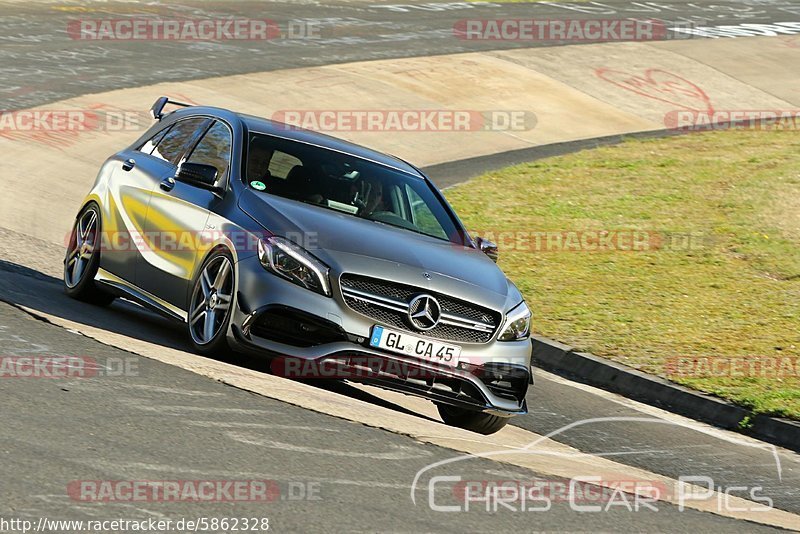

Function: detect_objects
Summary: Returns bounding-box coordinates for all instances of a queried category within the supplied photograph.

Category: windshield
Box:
[245,133,464,244]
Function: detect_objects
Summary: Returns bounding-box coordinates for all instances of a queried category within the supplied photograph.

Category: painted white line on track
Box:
[537,368,800,458]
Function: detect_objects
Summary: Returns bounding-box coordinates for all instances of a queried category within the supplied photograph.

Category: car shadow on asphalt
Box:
[0,259,437,423]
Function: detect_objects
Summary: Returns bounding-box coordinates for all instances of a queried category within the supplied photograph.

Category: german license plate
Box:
[369,325,461,367]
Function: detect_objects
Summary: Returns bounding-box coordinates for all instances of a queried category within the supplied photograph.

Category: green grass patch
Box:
[445,129,800,419]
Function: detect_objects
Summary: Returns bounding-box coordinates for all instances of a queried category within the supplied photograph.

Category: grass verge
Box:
[445,129,800,420]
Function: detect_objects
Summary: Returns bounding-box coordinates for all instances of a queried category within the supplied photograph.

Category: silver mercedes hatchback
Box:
[64,97,533,434]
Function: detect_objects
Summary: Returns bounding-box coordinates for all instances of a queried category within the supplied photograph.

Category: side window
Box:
[138,126,170,155]
[268,151,303,179]
[186,121,232,181]
[406,184,447,239]
[152,117,209,165]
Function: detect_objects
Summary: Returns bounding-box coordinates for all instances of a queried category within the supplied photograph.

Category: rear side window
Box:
[138,126,170,155]
[186,121,232,181]
[152,117,209,165]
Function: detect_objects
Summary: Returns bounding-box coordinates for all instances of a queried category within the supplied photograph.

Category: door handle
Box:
[122,158,136,171]
[160,177,176,192]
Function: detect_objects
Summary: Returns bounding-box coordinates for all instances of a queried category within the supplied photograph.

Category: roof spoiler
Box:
[150,96,192,121]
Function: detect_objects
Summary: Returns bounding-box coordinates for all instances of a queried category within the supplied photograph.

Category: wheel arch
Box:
[186,243,237,311]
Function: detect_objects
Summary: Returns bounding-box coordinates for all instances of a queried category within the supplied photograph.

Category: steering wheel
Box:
[353,177,383,216]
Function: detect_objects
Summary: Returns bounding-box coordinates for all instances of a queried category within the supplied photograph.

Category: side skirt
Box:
[95,268,187,323]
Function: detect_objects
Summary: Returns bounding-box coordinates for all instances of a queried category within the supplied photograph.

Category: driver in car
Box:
[353,178,384,216]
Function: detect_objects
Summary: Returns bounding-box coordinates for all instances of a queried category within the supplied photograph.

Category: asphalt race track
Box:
[3,0,800,109]
[1,1,799,532]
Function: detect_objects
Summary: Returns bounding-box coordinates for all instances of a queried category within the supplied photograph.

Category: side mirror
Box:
[475,236,499,263]
[176,162,219,191]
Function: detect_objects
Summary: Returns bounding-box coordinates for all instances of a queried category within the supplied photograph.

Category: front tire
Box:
[187,249,235,356]
[63,203,114,306]
[437,404,510,435]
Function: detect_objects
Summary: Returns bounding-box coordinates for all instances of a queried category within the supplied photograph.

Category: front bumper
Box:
[228,256,533,416]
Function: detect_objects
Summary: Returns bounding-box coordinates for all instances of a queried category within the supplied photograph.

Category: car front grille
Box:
[339,274,501,344]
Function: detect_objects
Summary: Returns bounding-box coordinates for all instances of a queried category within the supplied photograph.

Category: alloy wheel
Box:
[65,208,98,288]
[189,255,234,345]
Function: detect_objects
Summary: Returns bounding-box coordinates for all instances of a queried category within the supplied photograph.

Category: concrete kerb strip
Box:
[3,36,795,246]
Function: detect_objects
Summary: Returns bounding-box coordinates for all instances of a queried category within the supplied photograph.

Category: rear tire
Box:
[436,404,510,435]
[63,203,115,306]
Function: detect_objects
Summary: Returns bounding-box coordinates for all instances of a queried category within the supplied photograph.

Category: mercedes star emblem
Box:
[407,294,441,331]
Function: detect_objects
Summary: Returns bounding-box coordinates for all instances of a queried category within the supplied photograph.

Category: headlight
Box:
[498,301,531,341]
[257,236,331,297]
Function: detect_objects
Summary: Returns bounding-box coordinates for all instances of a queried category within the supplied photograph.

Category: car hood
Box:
[239,190,520,311]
